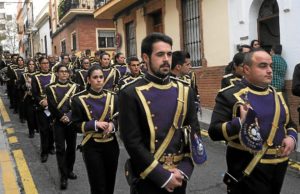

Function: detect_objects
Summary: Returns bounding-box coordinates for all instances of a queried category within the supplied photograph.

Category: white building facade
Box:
[228,0,300,79]
[33,2,52,55]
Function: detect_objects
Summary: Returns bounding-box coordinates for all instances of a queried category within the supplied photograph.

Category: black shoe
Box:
[13,110,18,114]
[20,119,25,123]
[60,177,68,190]
[49,148,56,155]
[29,134,34,138]
[68,172,77,180]
[35,129,39,133]
[41,154,48,163]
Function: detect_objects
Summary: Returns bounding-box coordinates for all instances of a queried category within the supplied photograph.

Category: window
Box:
[0,3,4,9]
[71,32,77,50]
[97,29,115,49]
[61,39,66,54]
[125,22,136,57]
[6,15,12,21]
[0,24,5,30]
[0,13,5,19]
[182,0,201,67]
[147,10,163,33]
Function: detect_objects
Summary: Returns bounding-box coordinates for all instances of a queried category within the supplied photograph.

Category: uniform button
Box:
[90,111,93,114]
[155,139,158,143]
[147,101,151,105]
[154,126,158,130]
[151,114,155,117]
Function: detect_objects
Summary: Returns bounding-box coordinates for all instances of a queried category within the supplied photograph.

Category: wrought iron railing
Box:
[58,0,95,21]
[94,0,111,9]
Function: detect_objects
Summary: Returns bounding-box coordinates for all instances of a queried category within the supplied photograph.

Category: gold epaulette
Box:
[120,76,142,91]
[103,89,117,95]
[73,89,86,98]
[218,84,235,93]
[170,76,190,85]
[222,73,233,78]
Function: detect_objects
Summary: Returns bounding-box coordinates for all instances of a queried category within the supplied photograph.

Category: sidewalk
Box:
[0,119,20,194]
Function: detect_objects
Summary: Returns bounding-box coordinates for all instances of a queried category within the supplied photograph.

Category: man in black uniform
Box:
[119,33,201,194]
[209,49,297,194]
[118,56,143,90]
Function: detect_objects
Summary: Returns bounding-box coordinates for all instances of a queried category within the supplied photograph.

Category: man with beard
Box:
[119,33,201,194]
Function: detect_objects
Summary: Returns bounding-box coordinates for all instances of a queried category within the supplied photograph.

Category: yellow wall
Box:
[136,7,147,59]
[164,0,180,51]
[202,0,230,67]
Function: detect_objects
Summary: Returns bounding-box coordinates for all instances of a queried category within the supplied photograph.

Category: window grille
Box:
[125,22,136,58]
[182,0,201,67]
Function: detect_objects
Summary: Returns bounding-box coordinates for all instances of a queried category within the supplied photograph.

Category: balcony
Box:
[94,0,138,19]
[58,0,95,23]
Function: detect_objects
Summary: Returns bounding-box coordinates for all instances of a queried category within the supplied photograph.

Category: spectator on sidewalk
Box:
[270,44,287,92]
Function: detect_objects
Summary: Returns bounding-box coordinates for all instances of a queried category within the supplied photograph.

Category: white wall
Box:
[39,20,52,55]
[228,0,300,80]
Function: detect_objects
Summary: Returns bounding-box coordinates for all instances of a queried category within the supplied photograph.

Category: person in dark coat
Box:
[209,49,297,194]
[71,65,119,194]
[119,33,201,194]
[46,65,79,190]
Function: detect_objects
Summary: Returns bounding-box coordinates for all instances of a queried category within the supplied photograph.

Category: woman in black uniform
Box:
[46,65,79,190]
[71,65,119,194]
[19,59,37,137]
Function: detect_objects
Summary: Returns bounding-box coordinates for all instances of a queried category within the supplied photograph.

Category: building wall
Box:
[202,0,230,67]
[52,16,114,56]
[198,0,300,130]
[229,0,300,79]
[39,19,52,55]
[164,0,180,51]
[135,8,147,59]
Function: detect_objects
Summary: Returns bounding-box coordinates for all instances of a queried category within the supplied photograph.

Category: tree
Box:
[0,15,18,53]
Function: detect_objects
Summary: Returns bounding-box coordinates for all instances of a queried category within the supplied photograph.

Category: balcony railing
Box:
[94,0,111,9]
[58,0,95,22]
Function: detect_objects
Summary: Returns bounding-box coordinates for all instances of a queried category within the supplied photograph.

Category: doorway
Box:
[258,0,280,52]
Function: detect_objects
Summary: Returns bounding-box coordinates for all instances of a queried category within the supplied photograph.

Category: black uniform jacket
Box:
[119,73,200,187]
[209,79,297,164]
[46,81,79,121]
[71,88,118,136]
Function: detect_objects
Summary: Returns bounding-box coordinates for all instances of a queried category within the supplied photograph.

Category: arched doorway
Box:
[258,0,280,52]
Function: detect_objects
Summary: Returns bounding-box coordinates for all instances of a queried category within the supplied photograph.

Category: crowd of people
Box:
[0,33,298,194]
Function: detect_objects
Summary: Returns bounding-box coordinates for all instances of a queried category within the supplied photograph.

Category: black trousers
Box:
[82,137,119,194]
[53,121,77,177]
[36,109,54,156]
[134,179,187,194]
[226,147,288,194]
[24,96,37,135]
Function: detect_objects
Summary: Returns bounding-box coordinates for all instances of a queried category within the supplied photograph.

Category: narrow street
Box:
[0,85,300,194]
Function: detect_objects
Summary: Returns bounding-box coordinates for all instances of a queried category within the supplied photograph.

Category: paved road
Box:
[1,85,300,194]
